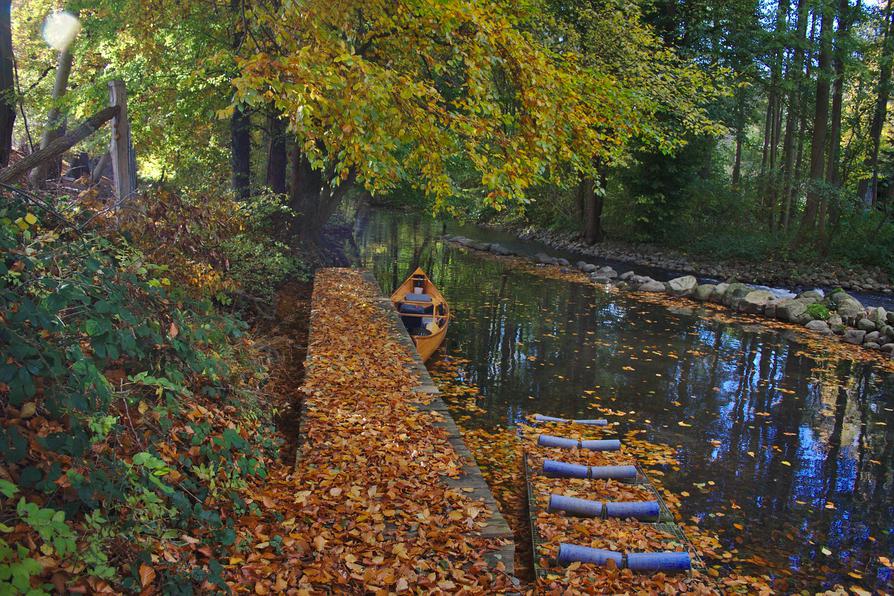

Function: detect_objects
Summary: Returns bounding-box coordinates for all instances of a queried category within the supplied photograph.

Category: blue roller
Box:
[538,434,580,449]
[580,439,621,451]
[548,494,603,517]
[604,501,660,520]
[534,414,567,423]
[534,414,608,426]
[557,543,623,567]
[542,459,589,479]
[576,419,608,426]
[589,465,637,480]
[626,551,691,572]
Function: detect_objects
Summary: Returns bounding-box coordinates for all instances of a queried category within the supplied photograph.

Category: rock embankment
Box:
[445,235,894,358]
[486,225,893,295]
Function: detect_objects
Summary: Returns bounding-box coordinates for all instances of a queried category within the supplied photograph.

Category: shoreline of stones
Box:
[483,224,894,296]
[446,235,894,359]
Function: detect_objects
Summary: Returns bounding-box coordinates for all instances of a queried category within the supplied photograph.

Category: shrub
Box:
[806,303,830,320]
[0,195,281,592]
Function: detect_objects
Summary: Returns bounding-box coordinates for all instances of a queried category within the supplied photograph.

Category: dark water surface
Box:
[353,209,894,592]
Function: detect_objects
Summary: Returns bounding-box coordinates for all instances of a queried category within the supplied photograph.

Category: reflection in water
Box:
[354,209,894,591]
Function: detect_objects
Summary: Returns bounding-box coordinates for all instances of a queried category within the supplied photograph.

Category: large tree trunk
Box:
[289,155,355,243]
[795,1,834,247]
[858,1,894,208]
[29,48,74,188]
[0,0,15,167]
[265,110,287,194]
[230,106,251,200]
[0,105,118,183]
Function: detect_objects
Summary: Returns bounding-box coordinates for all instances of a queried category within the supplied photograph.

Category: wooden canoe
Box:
[391,267,449,362]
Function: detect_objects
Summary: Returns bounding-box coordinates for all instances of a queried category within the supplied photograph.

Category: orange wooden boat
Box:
[391,268,449,361]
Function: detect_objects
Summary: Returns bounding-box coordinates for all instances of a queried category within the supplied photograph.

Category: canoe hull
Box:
[390,268,449,362]
[413,318,448,361]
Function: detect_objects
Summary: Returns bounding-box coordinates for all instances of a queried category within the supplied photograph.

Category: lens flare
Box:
[42,11,82,52]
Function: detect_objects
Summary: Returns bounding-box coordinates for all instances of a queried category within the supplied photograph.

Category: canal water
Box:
[353,208,894,592]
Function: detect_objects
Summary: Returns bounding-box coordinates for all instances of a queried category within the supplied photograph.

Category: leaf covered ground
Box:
[224,269,516,593]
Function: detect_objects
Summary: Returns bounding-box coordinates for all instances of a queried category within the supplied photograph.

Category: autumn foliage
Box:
[0,189,299,593]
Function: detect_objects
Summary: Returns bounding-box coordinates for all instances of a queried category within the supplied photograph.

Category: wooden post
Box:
[108,80,135,200]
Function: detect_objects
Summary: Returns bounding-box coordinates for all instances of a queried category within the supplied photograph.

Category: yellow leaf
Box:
[24,213,37,225]
[139,563,156,588]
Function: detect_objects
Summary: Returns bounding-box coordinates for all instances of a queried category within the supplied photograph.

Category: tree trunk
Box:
[0,0,15,167]
[292,165,356,242]
[580,176,606,244]
[90,151,109,184]
[230,106,251,200]
[230,0,250,200]
[29,48,75,188]
[795,0,834,247]
[265,110,287,194]
[732,88,746,187]
[781,0,809,231]
[858,1,894,208]
[764,0,789,230]
[823,0,859,249]
[0,105,118,183]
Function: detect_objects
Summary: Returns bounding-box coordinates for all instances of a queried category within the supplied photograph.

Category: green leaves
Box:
[0,543,45,594]
[16,498,77,557]
[0,479,17,499]
[0,191,283,590]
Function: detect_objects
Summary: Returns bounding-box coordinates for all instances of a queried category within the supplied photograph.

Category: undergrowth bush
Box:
[0,189,291,593]
[827,211,894,274]
[123,188,306,303]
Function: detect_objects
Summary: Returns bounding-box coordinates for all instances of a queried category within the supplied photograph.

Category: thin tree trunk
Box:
[823,0,859,250]
[781,0,809,231]
[766,0,789,230]
[732,89,746,186]
[90,151,109,184]
[29,48,74,188]
[795,0,834,247]
[859,1,894,208]
[265,110,287,194]
[0,0,15,167]
[230,0,250,200]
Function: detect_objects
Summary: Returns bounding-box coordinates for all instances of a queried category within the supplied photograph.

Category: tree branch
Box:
[0,105,119,184]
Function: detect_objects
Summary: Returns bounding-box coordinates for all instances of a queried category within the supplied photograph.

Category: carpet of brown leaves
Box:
[225,269,515,593]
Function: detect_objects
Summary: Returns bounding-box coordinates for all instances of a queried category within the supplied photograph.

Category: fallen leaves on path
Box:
[225,269,514,593]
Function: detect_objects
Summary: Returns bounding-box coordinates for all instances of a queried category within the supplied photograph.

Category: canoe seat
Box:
[404,293,432,303]
[398,302,433,315]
